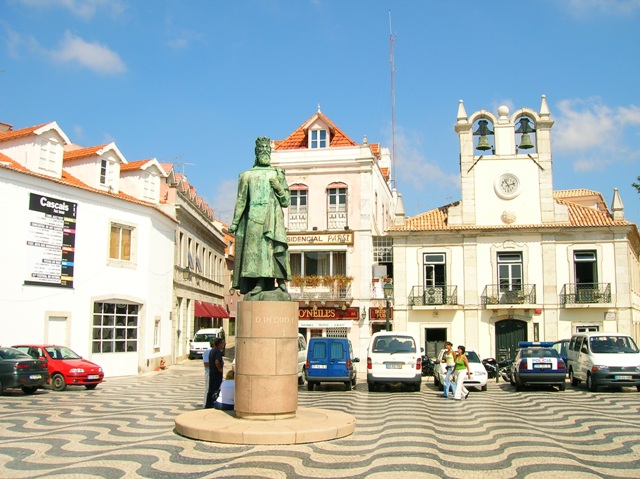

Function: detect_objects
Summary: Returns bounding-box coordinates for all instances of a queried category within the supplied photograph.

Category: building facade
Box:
[270,109,405,363]
[389,97,640,361]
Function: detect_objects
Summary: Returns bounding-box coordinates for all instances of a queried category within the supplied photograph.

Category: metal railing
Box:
[408,285,458,306]
[482,284,536,306]
[289,282,352,301]
[560,283,611,305]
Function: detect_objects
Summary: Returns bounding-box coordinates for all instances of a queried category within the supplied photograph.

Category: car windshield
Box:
[194,333,219,342]
[521,348,558,358]
[45,346,81,360]
[372,336,416,354]
[465,351,481,363]
[589,336,639,353]
[0,347,31,360]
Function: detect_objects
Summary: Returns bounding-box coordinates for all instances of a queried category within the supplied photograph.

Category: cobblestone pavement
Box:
[1,359,639,479]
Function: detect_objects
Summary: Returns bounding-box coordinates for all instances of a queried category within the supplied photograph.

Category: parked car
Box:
[0,346,49,395]
[509,342,566,391]
[433,349,488,391]
[296,333,307,385]
[566,333,640,392]
[366,332,422,392]
[189,328,225,359]
[305,337,358,391]
[13,345,104,391]
[551,339,570,366]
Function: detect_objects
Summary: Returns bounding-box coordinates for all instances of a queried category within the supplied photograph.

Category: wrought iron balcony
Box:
[408,285,458,306]
[560,283,611,305]
[482,284,536,306]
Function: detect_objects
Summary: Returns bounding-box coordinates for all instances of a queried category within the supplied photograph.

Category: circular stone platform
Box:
[175,407,355,445]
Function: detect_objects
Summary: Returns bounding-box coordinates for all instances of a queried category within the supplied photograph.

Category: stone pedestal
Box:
[234,301,298,419]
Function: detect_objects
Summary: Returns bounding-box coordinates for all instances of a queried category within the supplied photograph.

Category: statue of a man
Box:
[228,137,291,300]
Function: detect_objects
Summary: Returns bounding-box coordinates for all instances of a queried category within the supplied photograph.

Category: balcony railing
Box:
[288,276,353,301]
[482,284,536,306]
[408,285,458,306]
[560,283,611,305]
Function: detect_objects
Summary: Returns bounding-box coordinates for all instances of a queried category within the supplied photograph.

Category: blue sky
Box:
[2,0,640,225]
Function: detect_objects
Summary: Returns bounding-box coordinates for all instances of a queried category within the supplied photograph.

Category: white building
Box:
[0,121,175,376]
[271,108,404,362]
[389,96,640,360]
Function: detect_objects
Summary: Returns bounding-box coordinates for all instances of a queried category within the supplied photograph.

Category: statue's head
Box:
[254,137,271,167]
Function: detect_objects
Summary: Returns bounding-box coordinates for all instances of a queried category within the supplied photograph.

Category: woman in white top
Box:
[214,370,235,410]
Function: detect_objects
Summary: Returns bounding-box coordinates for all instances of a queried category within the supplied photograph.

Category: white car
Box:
[367,332,423,392]
[433,349,488,391]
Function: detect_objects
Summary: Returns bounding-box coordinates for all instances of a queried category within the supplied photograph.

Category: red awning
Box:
[194,301,229,318]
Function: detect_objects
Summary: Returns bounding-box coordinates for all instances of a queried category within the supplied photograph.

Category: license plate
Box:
[615,375,632,380]
[533,364,551,369]
[29,374,41,379]
[311,365,327,369]
[87,375,100,380]
[386,364,402,369]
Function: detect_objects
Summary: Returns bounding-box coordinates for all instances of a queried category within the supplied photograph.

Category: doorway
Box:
[424,328,447,359]
[495,319,527,362]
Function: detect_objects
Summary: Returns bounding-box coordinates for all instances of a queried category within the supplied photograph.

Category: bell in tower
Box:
[516,117,536,150]
[473,119,494,151]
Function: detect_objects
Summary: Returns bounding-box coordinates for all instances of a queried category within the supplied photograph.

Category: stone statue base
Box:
[243,289,291,302]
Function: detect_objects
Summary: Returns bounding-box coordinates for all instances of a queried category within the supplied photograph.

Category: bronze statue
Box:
[228,137,291,300]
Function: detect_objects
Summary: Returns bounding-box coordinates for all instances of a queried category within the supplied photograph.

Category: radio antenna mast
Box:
[389,10,397,189]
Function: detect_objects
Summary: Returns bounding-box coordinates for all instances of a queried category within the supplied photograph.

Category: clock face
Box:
[495,173,521,199]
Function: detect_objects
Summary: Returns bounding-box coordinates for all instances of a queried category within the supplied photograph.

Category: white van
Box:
[189,328,225,360]
[566,332,640,392]
[296,333,307,384]
[366,331,423,392]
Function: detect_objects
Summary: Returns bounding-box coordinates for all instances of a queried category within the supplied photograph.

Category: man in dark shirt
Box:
[204,338,225,408]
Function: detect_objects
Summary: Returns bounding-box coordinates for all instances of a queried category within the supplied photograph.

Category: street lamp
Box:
[182,266,191,281]
[383,282,394,332]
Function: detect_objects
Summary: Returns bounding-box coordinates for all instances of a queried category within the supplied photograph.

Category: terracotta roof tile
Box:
[390,190,633,232]
[120,159,151,171]
[63,144,108,161]
[0,123,49,142]
[275,112,357,150]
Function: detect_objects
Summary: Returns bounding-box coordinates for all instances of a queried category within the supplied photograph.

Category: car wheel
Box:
[85,384,98,390]
[636,385,640,392]
[433,375,440,387]
[587,374,598,392]
[481,384,488,392]
[298,375,304,385]
[569,369,579,387]
[414,382,421,392]
[351,376,357,387]
[307,382,314,391]
[51,373,67,392]
[558,382,566,391]
[345,381,352,391]
[515,378,522,392]
[22,386,38,394]
[367,382,375,392]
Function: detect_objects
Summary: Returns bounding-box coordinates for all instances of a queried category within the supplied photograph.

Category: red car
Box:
[12,345,104,391]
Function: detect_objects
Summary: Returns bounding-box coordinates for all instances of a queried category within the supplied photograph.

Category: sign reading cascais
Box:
[287,232,354,246]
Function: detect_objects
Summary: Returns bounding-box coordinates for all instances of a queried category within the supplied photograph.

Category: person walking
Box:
[202,340,214,407]
[440,341,457,398]
[453,345,471,401]
[204,338,225,408]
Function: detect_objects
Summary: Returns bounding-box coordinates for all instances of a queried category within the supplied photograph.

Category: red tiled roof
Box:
[63,144,108,161]
[120,159,151,172]
[0,123,50,142]
[390,190,633,232]
[274,112,357,150]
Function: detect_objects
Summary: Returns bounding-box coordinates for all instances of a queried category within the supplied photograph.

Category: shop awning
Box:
[194,301,229,318]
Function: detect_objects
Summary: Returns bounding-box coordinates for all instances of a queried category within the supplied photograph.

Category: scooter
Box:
[483,357,513,382]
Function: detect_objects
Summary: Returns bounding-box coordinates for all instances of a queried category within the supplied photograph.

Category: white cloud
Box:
[393,126,460,192]
[50,31,126,75]
[565,0,640,16]
[210,178,239,224]
[19,0,125,20]
[553,97,640,172]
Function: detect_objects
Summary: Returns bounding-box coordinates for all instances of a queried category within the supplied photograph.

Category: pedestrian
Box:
[202,340,214,407]
[453,345,471,401]
[440,341,457,398]
[213,370,235,410]
[204,337,225,408]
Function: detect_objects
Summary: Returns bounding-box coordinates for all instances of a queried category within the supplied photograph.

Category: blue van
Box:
[305,338,359,391]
